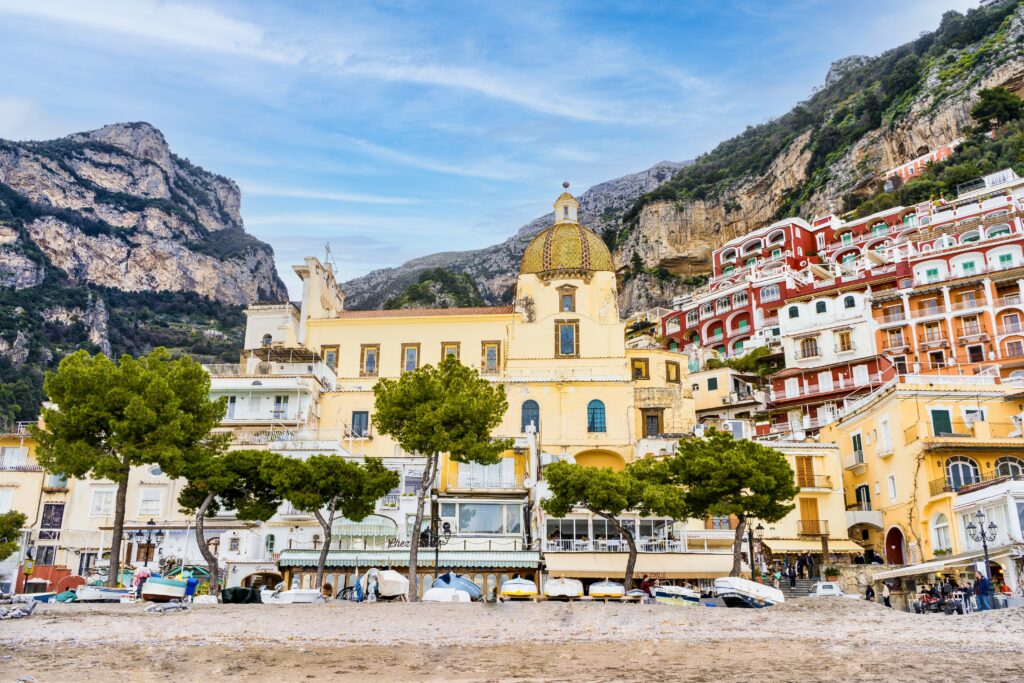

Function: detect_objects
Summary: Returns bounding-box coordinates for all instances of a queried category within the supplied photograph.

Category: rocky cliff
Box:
[344,1,1024,315]
[0,122,286,424]
[341,161,687,309]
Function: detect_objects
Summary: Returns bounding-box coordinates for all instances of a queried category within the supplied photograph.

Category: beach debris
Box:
[145,602,190,613]
[0,601,37,619]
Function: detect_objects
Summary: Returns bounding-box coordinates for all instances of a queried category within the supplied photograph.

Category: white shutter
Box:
[0,490,12,513]
[500,458,515,486]
[785,378,800,398]
[817,371,833,392]
[853,365,870,386]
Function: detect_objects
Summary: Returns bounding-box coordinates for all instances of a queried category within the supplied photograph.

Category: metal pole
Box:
[431,491,440,581]
[982,533,991,581]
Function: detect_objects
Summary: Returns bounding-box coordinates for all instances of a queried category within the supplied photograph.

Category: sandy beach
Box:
[1,599,1021,682]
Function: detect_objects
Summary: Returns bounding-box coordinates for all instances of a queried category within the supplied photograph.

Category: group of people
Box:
[768,553,818,589]
[863,582,892,607]
[916,570,1009,611]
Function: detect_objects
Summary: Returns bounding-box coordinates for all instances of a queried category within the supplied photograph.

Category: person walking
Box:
[865,584,875,602]
[975,571,993,611]
[882,582,892,608]
[806,553,816,580]
[796,555,805,580]
[787,564,797,589]
[773,568,781,591]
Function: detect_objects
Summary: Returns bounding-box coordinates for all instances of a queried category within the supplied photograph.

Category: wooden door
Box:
[799,498,821,534]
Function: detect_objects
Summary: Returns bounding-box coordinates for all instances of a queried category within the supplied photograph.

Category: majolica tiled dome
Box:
[520,222,615,279]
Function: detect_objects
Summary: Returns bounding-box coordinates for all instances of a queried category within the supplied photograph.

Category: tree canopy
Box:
[541,460,687,589]
[0,510,27,562]
[971,86,1024,127]
[33,348,226,585]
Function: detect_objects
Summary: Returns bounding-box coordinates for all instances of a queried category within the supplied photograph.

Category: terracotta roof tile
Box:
[334,306,515,319]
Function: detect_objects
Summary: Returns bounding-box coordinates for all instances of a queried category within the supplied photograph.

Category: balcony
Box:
[877,310,907,325]
[763,316,780,327]
[0,463,43,472]
[957,328,988,344]
[843,450,866,473]
[797,474,833,490]
[445,470,526,492]
[994,295,1022,308]
[912,305,947,318]
[1,421,34,436]
[834,343,856,354]
[998,323,1024,336]
[706,333,724,344]
[845,503,884,530]
[918,331,949,348]
[542,531,735,554]
[882,338,910,353]
[797,520,829,537]
[378,495,400,510]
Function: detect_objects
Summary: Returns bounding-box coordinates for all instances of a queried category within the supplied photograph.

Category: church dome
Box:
[520,188,614,279]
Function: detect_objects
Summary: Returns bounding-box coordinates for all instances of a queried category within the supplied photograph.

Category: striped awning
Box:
[544,552,734,579]
[331,514,398,537]
[278,549,540,569]
[762,538,866,553]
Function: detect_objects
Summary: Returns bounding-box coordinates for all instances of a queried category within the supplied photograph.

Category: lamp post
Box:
[965,509,998,581]
[124,519,164,568]
[754,523,765,574]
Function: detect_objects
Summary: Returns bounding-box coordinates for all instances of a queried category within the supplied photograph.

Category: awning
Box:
[331,514,398,537]
[278,549,539,569]
[543,553,734,579]
[763,538,866,554]
[872,559,955,580]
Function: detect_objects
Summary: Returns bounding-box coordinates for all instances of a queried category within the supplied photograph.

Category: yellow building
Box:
[819,378,1024,575]
[1,422,45,592]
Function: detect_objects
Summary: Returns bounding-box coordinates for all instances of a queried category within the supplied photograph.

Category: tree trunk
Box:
[106,461,131,587]
[195,492,219,598]
[407,452,437,602]
[730,514,747,578]
[600,513,638,591]
[312,505,335,591]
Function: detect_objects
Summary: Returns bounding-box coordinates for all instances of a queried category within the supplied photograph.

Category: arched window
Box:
[844,295,856,309]
[261,334,272,347]
[521,400,540,433]
[760,284,780,302]
[788,306,800,319]
[799,337,819,359]
[586,400,606,433]
[668,340,678,351]
[995,456,1024,478]
[815,301,827,314]
[946,456,980,491]
[265,534,275,553]
[932,514,951,551]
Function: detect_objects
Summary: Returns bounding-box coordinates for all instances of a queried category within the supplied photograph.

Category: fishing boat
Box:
[423,586,472,602]
[499,576,538,599]
[713,577,784,608]
[140,576,188,603]
[543,577,584,599]
[653,584,700,606]
[588,579,625,598]
[76,585,133,603]
[432,572,482,601]
[357,568,409,601]
[27,592,57,603]
[260,582,325,604]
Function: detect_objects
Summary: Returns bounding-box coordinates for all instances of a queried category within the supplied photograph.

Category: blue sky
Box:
[0,0,977,297]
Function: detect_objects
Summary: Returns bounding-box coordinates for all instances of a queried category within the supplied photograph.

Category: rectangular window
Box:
[403,471,423,494]
[91,490,115,516]
[360,345,380,377]
[852,364,869,386]
[878,416,892,452]
[836,330,853,353]
[273,395,289,419]
[226,395,236,419]
[441,342,460,360]
[1007,340,1024,357]
[893,355,908,374]
[930,409,952,436]
[556,321,579,357]
[707,377,719,391]
[852,433,863,458]
[138,488,163,516]
[40,503,63,540]
[320,345,339,371]
[482,341,500,373]
[887,475,897,501]
[999,253,1014,267]
[351,411,369,437]
[631,358,650,380]
[249,395,261,413]
[961,261,977,275]
[35,546,56,566]
[45,473,67,490]
[458,503,504,534]
[665,361,680,384]
[0,446,26,468]
[401,343,420,372]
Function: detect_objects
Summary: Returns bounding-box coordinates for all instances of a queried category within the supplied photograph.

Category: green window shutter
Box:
[931,410,952,436]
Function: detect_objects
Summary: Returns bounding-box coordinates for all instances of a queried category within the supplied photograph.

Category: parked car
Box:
[808,582,859,598]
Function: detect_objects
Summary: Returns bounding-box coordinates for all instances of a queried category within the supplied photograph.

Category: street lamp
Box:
[965,509,998,581]
[124,519,164,568]
[754,523,765,574]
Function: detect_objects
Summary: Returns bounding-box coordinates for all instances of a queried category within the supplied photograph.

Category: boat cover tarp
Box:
[221,587,263,604]
[545,552,733,579]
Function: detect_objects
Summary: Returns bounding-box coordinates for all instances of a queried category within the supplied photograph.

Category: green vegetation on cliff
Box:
[383,267,486,309]
[618,1,1021,241]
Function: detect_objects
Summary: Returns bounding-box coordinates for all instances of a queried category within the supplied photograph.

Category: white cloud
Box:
[335,136,535,181]
[241,182,420,205]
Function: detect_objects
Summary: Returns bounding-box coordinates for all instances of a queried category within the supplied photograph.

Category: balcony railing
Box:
[998,323,1024,336]
[994,295,1022,307]
[843,451,865,470]
[542,537,732,554]
[0,463,43,472]
[846,502,873,512]
[378,495,400,509]
[797,520,829,536]
[949,299,985,312]
[878,311,907,324]
[1,421,34,436]
[913,305,947,317]
[446,471,525,490]
[797,474,833,489]
[771,373,886,401]
[763,317,780,327]
[918,331,948,345]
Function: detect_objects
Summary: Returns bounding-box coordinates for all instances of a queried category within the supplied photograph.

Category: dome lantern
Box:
[519,185,614,281]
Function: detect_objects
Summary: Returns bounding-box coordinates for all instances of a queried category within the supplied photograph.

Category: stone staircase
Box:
[778,577,818,601]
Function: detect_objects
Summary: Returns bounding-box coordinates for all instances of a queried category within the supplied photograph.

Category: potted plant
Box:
[824,566,841,579]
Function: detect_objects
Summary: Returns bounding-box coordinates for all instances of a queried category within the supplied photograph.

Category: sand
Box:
[1,599,1021,682]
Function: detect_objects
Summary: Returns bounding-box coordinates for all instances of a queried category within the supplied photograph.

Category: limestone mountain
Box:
[0,122,287,425]
[344,0,1024,315]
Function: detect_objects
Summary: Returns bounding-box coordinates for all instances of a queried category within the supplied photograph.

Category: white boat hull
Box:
[500,578,538,598]
[423,587,471,602]
[588,580,625,598]
[260,588,325,604]
[76,586,132,602]
[544,577,584,598]
[653,585,700,606]
[141,582,187,603]
[714,577,784,608]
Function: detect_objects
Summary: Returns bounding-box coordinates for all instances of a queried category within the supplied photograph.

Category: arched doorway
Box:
[574,449,626,472]
[885,527,906,565]
[241,572,283,590]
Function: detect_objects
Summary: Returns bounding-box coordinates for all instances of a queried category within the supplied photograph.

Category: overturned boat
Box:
[357,568,409,601]
[653,584,700,606]
[543,577,584,599]
[75,585,132,603]
[713,577,784,608]
[432,572,482,601]
[423,586,472,602]
[260,581,325,604]
[141,577,188,603]
[499,575,538,599]
[588,579,625,598]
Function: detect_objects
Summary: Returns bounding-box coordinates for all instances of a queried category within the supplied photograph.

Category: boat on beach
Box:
[423,586,472,602]
[499,576,538,599]
[76,585,132,602]
[141,576,188,603]
[432,572,482,601]
[357,568,409,601]
[713,577,785,608]
[653,584,700,606]
[260,582,325,604]
[543,577,584,599]
[588,579,625,598]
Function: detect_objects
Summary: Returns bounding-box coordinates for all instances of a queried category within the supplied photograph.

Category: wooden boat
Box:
[141,576,188,603]
[653,584,700,606]
[543,577,584,599]
[499,576,538,599]
[260,582,325,604]
[423,586,472,602]
[588,579,625,598]
[432,572,482,601]
[76,585,132,603]
[713,577,784,608]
